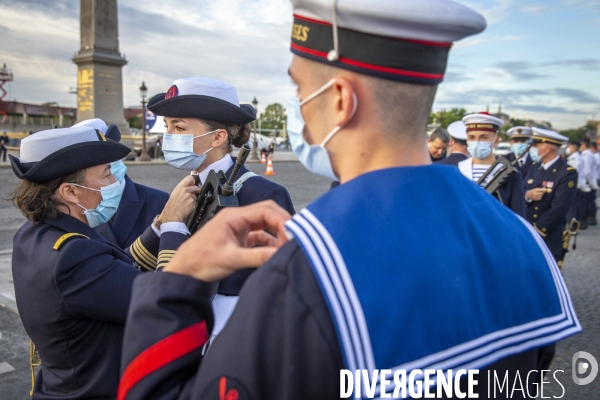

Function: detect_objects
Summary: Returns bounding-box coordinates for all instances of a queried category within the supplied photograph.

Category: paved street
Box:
[0,161,599,398]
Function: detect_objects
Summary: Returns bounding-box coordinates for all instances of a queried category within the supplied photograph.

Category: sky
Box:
[0,0,599,130]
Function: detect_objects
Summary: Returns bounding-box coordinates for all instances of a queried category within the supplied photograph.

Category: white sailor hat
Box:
[73,118,122,142]
[462,113,504,133]
[530,127,569,146]
[9,126,130,183]
[447,121,467,141]
[507,126,532,139]
[148,77,256,125]
[290,0,486,85]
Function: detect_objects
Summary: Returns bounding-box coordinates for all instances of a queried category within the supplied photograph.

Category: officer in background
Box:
[505,126,533,177]
[73,119,169,248]
[8,126,196,398]
[437,120,468,166]
[119,1,579,399]
[565,139,590,229]
[0,131,8,161]
[427,127,449,162]
[580,138,598,225]
[458,112,525,216]
[524,128,578,269]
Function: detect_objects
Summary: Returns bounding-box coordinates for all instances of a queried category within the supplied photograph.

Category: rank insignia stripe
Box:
[53,233,90,251]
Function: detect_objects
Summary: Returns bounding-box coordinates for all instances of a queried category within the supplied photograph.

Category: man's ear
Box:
[212,129,229,147]
[331,77,358,128]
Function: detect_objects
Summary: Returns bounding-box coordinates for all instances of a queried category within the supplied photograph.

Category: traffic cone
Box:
[264,158,275,175]
[260,152,267,164]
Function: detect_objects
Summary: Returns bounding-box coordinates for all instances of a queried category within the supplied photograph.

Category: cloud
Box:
[541,59,600,70]
[492,62,548,80]
[561,0,600,9]
[520,5,549,14]
[462,0,515,25]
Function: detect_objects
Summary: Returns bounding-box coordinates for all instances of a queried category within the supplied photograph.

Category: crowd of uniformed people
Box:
[7,0,597,399]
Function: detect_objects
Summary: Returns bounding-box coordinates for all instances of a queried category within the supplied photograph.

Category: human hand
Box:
[526,188,547,201]
[161,176,201,223]
[163,200,291,282]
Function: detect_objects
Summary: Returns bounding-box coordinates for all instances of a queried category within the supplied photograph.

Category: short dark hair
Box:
[591,142,597,149]
[580,138,590,146]
[10,169,87,223]
[430,128,450,144]
[453,138,467,147]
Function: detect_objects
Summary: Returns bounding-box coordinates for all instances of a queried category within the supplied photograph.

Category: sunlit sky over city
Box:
[1,0,599,129]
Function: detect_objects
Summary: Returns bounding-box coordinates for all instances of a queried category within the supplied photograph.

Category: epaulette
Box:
[53,233,90,251]
[567,167,575,171]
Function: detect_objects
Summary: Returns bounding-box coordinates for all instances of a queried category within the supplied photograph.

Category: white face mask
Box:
[287,79,357,180]
[162,129,218,171]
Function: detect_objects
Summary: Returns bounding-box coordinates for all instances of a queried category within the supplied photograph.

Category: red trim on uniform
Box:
[291,43,445,80]
[294,13,332,26]
[117,321,209,400]
[292,14,452,47]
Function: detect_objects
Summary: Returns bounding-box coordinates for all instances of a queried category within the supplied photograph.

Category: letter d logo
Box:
[572,351,598,385]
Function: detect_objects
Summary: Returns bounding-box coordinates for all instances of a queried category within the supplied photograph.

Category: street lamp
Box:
[251,96,259,160]
[138,81,151,161]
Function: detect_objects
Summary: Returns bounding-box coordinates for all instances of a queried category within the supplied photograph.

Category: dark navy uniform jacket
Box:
[95,175,169,249]
[524,157,578,259]
[119,166,577,400]
[12,213,184,399]
[458,158,526,217]
[506,152,534,179]
[156,158,295,295]
[436,151,468,167]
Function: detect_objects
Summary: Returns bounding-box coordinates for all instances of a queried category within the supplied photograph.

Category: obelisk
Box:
[72,0,129,133]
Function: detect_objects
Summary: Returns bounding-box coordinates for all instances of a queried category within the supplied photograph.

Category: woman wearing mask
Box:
[457,112,525,217]
[147,77,295,345]
[9,126,197,399]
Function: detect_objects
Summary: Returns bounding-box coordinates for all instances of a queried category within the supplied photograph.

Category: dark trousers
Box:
[588,190,597,218]
[0,146,6,162]
[566,189,585,222]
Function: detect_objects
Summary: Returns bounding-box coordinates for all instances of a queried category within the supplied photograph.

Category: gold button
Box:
[527,179,533,184]
[534,214,538,218]
[535,207,538,210]
[542,228,547,232]
[552,169,556,172]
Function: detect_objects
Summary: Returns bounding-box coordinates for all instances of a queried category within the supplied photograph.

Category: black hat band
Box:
[291,14,452,85]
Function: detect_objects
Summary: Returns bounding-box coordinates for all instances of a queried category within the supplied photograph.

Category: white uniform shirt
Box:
[567,152,587,188]
[581,149,598,188]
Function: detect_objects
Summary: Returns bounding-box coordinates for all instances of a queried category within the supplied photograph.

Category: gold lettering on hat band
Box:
[292,24,310,42]
[466,124,496,129]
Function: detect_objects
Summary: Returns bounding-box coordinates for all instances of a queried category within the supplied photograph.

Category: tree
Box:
[560,123,596,141]
[259,103,286,130]
[429,108,468,129]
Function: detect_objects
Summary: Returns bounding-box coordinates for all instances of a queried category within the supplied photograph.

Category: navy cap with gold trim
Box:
[530,127,568,146]
[290,0,486,85]
[9,126,131,183]
[73,118,122,142]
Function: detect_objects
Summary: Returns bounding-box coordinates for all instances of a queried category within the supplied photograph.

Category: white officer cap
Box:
[462,113,504,133]
[447,121,467,140]
[531,127,569,146]
[507,126,532,139]
[290,0,486,85]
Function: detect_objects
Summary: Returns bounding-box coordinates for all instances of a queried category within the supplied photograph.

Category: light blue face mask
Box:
[287,79,357,181]
[529,146,542,163]
[467,139,494,159]
[511,143,528,157]
[110,160,127,185]
[74,181,122,227]
[162,130,217,171]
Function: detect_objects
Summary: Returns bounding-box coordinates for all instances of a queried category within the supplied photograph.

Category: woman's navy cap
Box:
[10,126,131,183]
[148,77,256,125]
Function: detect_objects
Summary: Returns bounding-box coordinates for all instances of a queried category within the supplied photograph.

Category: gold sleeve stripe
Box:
[134,237,158,264]
[131,240,154,267]
[157,250,176,270]
[534,224,547,238]
[53,233,89,250]
[130,239,156,270]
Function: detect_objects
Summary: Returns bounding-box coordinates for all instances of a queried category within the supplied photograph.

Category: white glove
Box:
[580,182,592,193]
